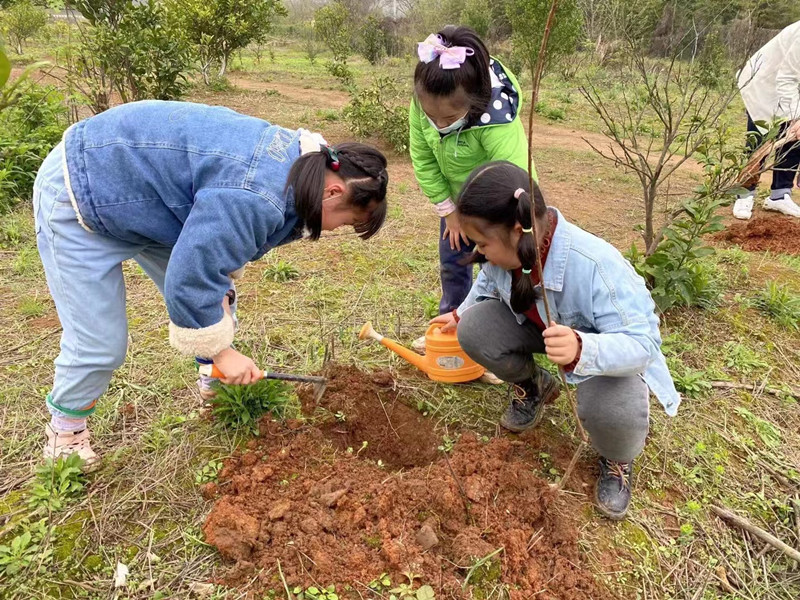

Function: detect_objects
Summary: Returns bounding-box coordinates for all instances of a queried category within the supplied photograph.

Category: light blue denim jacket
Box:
[457,209,680,416]
[61,100,308,357]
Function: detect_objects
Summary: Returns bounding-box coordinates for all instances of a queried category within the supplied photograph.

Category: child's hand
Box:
[543,321,580,365]
[429,312,457,333]
[213,347,262,385]
[443,213,471,252]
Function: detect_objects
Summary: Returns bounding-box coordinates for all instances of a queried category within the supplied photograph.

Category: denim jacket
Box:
[62,100,309,358]
[457,209,680,416]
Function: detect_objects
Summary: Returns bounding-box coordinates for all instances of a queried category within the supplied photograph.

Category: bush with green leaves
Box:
[0,81,68,213]
[72,0,193,103]
[1,0,48,55]
[753,281,800,330]
[315,1,353,86]
[627,195,724,312]
[460,0,492,38]
[0,519,53,580]
[506,0,583,72]
[210,379,292,434]
[28,453,88,512]
[343,76,409,154]
[359,15,385,66]
[167,0,287,82]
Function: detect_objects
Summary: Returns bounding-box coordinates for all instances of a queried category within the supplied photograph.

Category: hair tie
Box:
[417,34,474,69]
[514,188,525,199]
[522,227,533,234]
[522,268,532,274]
[322,145,340,171]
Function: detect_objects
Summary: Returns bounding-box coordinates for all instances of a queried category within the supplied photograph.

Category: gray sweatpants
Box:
[457,300,650,463]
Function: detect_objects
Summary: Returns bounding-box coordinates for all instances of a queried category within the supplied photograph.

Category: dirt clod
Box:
[415,524,439,550]
[719,215,800,254]
[203,366,610,598]
[268,500,291,521]
[319,488,347,508]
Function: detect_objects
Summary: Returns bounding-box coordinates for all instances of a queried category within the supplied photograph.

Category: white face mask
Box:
[427,114,468,135]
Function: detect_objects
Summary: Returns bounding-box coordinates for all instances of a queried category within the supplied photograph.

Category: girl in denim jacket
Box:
[431,161,679,520]
[34,101,388,467]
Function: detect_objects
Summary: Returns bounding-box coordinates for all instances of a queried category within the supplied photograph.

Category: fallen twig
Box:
[711,505,800,563]
[710,380,800,399]
[277,559,292,600]
[376,392,400,440]
[442,450,474,525]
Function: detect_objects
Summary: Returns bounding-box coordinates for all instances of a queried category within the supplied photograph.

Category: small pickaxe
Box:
[197,363,328,402]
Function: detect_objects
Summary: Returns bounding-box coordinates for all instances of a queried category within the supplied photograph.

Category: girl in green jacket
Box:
[410,25,532,360]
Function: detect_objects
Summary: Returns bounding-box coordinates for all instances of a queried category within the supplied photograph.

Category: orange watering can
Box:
[358,322,485,383]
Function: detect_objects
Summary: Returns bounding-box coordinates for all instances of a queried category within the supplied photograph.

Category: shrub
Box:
[315,1,352,85]
[359,15,385,66]
[343,76,409,153]
[72,0,193,102]
[0,83,68,213]
[506,0,583,72]
[627,195,725,312]
[167,0,287,82]
[1,1,48,55]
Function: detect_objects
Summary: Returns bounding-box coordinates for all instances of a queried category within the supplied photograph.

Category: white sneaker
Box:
[44,424,100,469]
[479,371,504,385]
[411,335,426,354]
[763,194,800,217]
[732,193,754,220]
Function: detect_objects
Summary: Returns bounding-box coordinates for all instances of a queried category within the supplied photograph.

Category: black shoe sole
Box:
[498,377,561,433]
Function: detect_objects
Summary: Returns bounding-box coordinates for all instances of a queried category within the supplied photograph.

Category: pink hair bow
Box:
[417,34,474,69]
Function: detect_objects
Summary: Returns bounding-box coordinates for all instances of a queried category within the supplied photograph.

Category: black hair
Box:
[286,142,388,240]
[413,25,491,125]
[457,161,547,313]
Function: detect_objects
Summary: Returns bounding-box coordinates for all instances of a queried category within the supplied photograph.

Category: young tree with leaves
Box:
[168,0,287,81]
[2,0,48,54]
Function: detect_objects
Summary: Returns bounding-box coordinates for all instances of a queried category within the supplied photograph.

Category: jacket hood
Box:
[471,58,520,128]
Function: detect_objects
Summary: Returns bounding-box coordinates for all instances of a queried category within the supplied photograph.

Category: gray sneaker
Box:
[595,458,634,520]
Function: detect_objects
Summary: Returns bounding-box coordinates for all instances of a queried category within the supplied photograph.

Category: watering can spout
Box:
[358,321,484,383]
[358,322,429,371]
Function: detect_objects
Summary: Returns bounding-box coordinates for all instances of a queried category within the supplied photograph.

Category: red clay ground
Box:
[719,214,800,254]
[202,366,614,599]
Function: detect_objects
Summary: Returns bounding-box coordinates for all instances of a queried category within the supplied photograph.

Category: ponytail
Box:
[457,161,548,312]
[287,142,389,240]
[511,188,539,313]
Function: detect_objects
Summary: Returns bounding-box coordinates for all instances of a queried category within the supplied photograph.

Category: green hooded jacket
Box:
[409,58,535,211]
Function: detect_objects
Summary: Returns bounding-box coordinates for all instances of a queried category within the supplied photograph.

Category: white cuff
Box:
[434,198,456,217]
[298,129,328,155]
[169,312,235,357]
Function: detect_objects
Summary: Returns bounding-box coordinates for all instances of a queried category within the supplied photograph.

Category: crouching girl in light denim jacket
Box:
[34,100,389,468]
[431,161,679,520]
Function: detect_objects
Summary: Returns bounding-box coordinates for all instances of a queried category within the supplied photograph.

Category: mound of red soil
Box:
[202,366,612,599]
[719,215,800,254]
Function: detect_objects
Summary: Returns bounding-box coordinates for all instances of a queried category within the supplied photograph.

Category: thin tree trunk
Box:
[218,53,228,78]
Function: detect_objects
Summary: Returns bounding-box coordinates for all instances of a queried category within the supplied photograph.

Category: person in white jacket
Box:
[733,21,800,219]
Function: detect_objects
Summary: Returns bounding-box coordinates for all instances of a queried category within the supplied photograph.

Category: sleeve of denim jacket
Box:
[409,98,451,205]
[570,265,661,378]
[166,188,284,358]
[456,267,497,317]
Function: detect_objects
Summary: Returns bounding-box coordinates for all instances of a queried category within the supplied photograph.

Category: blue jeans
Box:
[438,217,476,314]
[33,143,232,420]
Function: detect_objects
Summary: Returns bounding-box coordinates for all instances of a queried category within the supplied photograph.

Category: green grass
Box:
[753,281,800,330]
